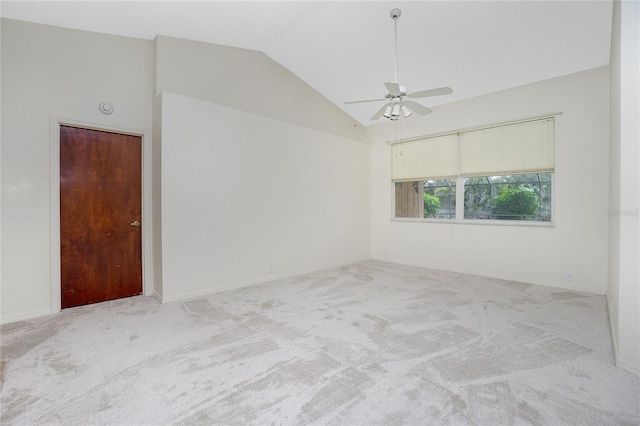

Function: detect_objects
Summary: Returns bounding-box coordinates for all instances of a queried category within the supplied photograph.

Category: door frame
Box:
[50,117,153,313]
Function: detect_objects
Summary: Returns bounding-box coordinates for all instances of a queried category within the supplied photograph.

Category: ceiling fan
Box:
[344,8,453,121]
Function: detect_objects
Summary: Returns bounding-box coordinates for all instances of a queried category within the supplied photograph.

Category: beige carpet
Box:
[1,260,639,425]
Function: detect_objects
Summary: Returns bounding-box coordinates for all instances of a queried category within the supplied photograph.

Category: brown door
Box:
[60,126,142,308]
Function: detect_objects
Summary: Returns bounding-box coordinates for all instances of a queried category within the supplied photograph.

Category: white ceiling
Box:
[1,1,613,126]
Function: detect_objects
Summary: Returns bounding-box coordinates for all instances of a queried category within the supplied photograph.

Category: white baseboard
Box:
[606,293,619,365]
[151,290,163,303]
[606,294,640,377]
[0,308,53,325]
[616,357,640,377]
[159,257,371,304]
[372,256,606,295]
[0,258,371,323]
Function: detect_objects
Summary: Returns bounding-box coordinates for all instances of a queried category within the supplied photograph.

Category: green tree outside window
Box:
[492,187,540,220]
[424,193,441,218]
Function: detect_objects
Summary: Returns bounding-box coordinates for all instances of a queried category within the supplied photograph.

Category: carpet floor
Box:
[1,260,639,425]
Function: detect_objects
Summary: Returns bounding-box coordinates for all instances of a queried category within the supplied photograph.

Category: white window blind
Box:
[391,117,555,181]
[459,118,555,176]
[391,134,457,181]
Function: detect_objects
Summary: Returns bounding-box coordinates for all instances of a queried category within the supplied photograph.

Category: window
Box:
[394,179,457,219]
[392,117,555,224]
[425,179,456,219]
[464,173,551,221]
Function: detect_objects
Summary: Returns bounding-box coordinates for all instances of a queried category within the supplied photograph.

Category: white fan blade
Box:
[344,97,387,105]
[384,81,402,97]
[370,103,390,120]
[403,100,432,115]
[407,87,453,99]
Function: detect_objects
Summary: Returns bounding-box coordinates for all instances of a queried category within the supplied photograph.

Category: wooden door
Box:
[60,126,142,308]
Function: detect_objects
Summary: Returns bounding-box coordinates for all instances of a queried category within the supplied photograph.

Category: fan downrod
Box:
[342,7,453,121]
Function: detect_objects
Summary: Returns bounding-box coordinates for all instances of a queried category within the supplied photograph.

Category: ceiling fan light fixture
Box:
[382,105,393,119]
[391,103,401,118]
[401,104,412,118]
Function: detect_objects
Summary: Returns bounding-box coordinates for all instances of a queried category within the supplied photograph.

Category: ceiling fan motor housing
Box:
[385,85,408,99]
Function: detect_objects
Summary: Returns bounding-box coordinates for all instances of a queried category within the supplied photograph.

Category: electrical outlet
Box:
[565,272,573,281]
[269,265,274,274]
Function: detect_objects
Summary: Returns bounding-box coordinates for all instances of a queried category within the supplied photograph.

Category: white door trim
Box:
[50,117,153,314]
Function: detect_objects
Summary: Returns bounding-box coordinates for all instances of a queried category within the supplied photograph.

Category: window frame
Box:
[423,178,457,219]
[391,174,555,227]
[463,172,553,222]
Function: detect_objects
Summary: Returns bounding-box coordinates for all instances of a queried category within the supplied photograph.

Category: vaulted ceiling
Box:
[1,1,613,126]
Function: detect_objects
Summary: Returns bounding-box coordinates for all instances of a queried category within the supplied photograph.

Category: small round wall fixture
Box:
[99,102,114,115]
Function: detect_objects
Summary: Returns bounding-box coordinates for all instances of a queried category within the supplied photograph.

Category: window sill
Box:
[391,217,555,228]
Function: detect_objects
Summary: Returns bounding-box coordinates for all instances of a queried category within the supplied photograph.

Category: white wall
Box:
[368,67,610,294]
[154,35,367,143]
[0,19,154,322]
[608,0,639,376]
[160,92,369,302]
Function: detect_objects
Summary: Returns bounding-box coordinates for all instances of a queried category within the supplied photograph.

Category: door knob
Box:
[130,220,141,227]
